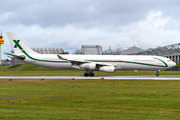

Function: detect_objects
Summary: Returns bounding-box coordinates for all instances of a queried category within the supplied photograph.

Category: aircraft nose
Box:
[172,62,176,67]
[170,61,176,68]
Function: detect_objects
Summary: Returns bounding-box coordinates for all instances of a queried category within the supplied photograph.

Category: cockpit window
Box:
[167,60,172,62]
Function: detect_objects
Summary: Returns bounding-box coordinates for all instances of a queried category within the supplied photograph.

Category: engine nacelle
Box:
[99,66,115,73]
[80,63,96,70]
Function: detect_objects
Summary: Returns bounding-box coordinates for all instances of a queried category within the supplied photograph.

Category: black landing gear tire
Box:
[84,73,89,77]
[156,70,160,77]
[84,72,95,77]
[156,73,160,77]
[90,73,94,77]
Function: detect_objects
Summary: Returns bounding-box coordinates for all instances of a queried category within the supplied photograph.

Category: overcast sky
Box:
[1,0,180,59]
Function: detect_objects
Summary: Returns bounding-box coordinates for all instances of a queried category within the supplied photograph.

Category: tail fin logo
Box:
[13,40,23,50]
[14,40,20,48]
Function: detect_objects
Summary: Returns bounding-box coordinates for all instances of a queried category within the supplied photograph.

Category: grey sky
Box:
[1,0,180,59]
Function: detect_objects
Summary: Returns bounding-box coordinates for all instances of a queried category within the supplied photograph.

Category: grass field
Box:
[0,64,180,119]
[0,79,180,119]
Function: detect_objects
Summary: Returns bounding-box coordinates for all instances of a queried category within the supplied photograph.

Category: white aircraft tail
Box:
[6,32,38,55]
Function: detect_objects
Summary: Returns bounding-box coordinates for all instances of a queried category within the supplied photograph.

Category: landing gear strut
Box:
[84,72,95,77]
[156,70,160,77]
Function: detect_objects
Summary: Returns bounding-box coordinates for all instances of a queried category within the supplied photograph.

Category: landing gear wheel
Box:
[156,70,160,77]
[156,73,160,77]
[90,73,94,77]
[84,73,89,77]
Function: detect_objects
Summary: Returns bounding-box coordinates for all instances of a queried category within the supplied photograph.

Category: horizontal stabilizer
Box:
[5,53,26,60]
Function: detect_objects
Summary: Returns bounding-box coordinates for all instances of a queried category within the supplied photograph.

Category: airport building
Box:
[32,48,66,54]
[130,43,180,64]
[81,45,144,55]
[81,45,102,55]
[102,45,144,55]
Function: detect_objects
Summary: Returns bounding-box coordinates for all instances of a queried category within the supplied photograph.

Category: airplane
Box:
[5,32,176,77]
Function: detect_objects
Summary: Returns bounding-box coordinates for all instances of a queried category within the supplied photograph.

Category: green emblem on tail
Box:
[13,40,23,50]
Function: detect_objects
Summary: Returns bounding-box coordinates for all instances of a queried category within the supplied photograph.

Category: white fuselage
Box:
[23,54,176,71]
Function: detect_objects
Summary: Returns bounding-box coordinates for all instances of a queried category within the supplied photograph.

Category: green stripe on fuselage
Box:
[22,50,68,63]
[87,59,167,68]
[153,57,168,67]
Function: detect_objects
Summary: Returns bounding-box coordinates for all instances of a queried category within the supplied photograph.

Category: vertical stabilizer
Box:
[6,32,38,55]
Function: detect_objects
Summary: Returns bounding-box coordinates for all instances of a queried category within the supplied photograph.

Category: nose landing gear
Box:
[156,70,160,77]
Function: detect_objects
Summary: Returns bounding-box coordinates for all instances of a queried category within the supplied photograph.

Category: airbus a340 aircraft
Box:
[5,32,176,77]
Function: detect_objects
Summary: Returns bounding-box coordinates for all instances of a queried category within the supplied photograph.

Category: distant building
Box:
[103,45,143,55]
[121,45,144,55]
[131,43,180,64]
[81,45,102,55]
[0,59,11,65]
[73,49,82,54]
[32,48,65,54]
[103,47,126,55]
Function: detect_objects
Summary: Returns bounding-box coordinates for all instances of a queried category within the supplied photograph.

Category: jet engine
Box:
[80,63,96,70]
[99,66,115,73]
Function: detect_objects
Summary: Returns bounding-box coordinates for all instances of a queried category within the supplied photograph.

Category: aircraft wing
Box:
[57,55,117,67]
[57,55,91,66]
[5,53,26,60]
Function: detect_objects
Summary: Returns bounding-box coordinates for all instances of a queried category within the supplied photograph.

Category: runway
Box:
[0,76,180,80]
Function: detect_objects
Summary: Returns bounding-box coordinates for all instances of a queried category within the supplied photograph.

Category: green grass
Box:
[175,64,180,67]
[0,79,180,119]
[0,64,180,119]
[0,63,179,76]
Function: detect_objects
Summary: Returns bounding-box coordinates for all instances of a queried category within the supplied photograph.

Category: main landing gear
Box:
[84,72,94,77]
[156,70,160,77]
